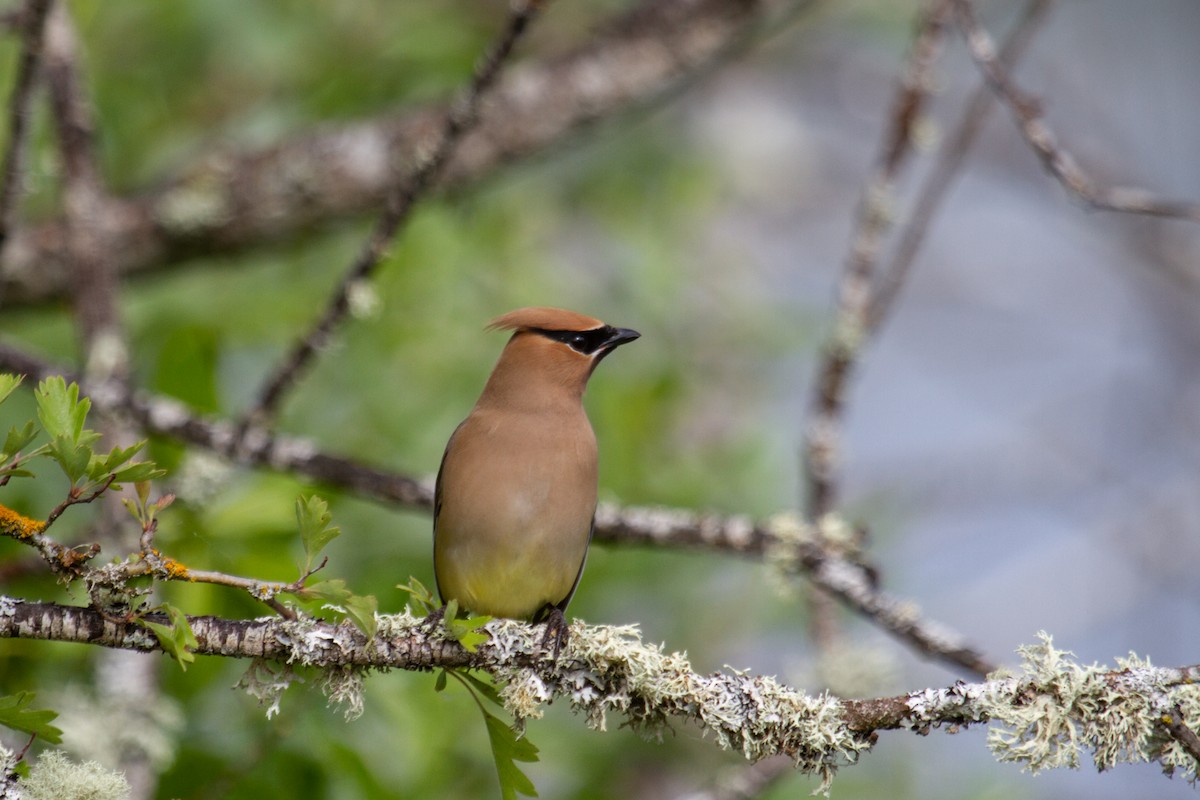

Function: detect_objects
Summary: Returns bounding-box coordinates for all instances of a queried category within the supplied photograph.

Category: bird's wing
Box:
[431,419,467,605]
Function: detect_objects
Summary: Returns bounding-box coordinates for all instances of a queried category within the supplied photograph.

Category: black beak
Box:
[605,327,640,349]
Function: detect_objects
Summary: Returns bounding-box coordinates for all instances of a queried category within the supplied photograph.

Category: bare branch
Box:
[0,0,807,308]
[953,0,1200,223]
[803,0,954,523]
[239,0,548,432]
[0,0,53,258]
[868,0,1054,330]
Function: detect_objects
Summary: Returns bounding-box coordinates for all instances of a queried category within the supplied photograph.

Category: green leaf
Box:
[483,707,540,800]
[110,461,166,485]
[297,495,340,571]
[35,376,90,443]
[0,374,21,405]
[0,692,64,744]
[397,576,438,616]
[140,605,198,671]
[298,578,352,604]
[2,420,38,460]
[343,593,378,639]
[448,615,492,653]
[48,435,92,483]
[95,441,145,473]
[434,669,448,692]
[296,579,377,638]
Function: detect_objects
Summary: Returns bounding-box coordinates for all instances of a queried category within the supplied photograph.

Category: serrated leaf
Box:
[483,708,540,800]
[298,578,352,604]
[0,692,64,744]
[110,461,165,484]
[2,420,37,460]
[343,593,378,639]
[48,435,92,483]
[0,467,34,479]
[297,495,340,571]
[98,441,145,472]
[448,615,492,653]
[0,374,21,405]
[397,576,438,616]
[35,376,90,442]
[140,605,197,671]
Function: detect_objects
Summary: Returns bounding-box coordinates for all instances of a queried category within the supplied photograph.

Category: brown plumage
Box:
[433,306,639,653]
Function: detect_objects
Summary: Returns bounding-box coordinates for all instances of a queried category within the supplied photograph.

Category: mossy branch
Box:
[3,599,1197,793]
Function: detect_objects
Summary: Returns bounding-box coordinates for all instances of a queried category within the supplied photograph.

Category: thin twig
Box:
[1161,704,1200,771]
[0,0,53,260]
[1,0,808,309]
[238,0,547,434]
[802,0,954,524]
[797,0,955,660]
[952,0,1200,224]
[868,0,1054,330]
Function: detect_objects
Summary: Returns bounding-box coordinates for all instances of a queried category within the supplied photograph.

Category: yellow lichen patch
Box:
[160,557,192,580]
[0,503,46,539]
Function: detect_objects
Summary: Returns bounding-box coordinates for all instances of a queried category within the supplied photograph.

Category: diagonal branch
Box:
[952,0,1200,224]
[0,0,807,308]
[868,0,1054,330]
[239,0,548,432]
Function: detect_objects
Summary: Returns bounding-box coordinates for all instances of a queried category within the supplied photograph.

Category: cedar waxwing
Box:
[433,306,639,654]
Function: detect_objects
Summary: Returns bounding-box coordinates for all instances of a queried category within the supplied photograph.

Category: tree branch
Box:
[239,0,548,431]
[868,0,1053,330]
[952,0,1200,223]
[0,0,808,308]
[0,340,997,676]
[2,600,1197,789]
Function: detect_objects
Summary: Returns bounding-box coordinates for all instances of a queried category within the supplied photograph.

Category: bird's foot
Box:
[538,607,570,660]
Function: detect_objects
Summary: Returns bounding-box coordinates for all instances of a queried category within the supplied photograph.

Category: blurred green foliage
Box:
[0,2,984,799]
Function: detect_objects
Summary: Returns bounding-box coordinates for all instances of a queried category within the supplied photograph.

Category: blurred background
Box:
[1,0,1199,797]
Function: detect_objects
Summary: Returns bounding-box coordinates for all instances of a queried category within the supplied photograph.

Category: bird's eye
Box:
[533,327,611,355]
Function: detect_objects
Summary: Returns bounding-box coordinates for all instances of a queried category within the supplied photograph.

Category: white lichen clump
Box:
[491,619,867,795]
[984,632,1200,781]
[20,751,129,800]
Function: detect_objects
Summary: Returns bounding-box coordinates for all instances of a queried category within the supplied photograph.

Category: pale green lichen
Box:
[491,619,867,795]
[762,511,815,598]
[985,632,1200,783]
[236,659,303,719]
[321,665,367,721]
[21,751,129,800]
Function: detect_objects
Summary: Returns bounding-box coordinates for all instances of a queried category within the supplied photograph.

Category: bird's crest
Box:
[488,306,605,333]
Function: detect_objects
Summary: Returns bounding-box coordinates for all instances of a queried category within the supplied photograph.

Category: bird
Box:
[432,306,639,656]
